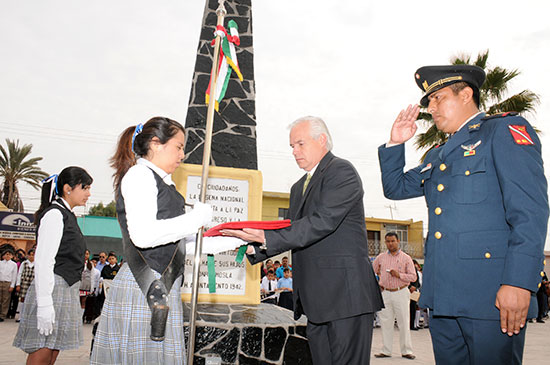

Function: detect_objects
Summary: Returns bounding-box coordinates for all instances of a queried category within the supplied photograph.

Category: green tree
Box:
[414,50,540,161]
[88,200,117,217]
[0,139,48,211]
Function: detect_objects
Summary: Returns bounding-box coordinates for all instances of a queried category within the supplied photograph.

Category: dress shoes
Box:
[374,353,391,358]
[402,354,416,360]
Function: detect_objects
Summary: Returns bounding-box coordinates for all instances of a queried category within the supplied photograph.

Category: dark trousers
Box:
[307,312,374,365]
[7,289,18,318]
[83,296,96,322]
[93,291,105,319]
[429,315,526,365]
[536,289,547,320]
[278,291,293,311]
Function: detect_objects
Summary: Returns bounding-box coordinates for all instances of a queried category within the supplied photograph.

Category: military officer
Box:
[378,64,548,364]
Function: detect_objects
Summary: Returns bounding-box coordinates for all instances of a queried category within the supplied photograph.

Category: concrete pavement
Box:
[0,318,549,364]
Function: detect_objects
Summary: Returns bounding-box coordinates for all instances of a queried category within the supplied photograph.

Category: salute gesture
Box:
[389,104,420,145]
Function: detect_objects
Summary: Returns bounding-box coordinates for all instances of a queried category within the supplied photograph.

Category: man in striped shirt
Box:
[373,232,417,360]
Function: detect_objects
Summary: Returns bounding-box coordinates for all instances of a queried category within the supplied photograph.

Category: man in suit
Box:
[223,116,383,364]
[378,65,549,364]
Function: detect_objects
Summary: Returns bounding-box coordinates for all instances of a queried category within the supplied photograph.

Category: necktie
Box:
[302,173,311,195]
[268,281,272,291]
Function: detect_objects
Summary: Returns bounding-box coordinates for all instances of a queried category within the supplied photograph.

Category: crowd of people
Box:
[0,243,124,327]
[258,257,293,310]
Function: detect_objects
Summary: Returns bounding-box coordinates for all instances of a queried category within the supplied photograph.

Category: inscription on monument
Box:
[182,175,249,296]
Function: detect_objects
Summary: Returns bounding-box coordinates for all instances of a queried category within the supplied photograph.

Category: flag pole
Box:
[187,1,226,364]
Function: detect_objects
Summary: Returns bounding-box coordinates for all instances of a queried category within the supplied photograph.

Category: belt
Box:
[380,284,408,292]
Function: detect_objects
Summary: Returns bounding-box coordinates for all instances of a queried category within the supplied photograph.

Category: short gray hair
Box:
[288,116,333,151]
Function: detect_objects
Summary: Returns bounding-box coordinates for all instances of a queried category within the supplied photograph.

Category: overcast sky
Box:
[2,0,550,248]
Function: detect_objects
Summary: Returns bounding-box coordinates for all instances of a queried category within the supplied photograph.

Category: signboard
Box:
[172,163,262,304]
[0,212,36,240]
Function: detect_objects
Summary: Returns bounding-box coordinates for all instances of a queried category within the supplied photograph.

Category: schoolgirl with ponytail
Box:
[14,166,93,364]
[91,117,212,364]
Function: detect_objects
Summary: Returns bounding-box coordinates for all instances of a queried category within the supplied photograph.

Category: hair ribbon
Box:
[131,123,144,153]
[41,174,59,199]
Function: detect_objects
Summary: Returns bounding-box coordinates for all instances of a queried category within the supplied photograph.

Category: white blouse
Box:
[121,158,203,249]
[34,198,71,307]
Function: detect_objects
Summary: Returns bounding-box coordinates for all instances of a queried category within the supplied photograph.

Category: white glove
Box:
[37,304,55,336]
[191,202,213,228]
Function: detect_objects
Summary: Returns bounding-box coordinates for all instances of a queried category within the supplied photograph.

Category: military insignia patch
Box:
[468,123,481,130]
[461,140,481,157]
[508,125,534,145]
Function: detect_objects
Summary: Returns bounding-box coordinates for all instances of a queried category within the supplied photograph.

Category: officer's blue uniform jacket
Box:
[378,112,549,320]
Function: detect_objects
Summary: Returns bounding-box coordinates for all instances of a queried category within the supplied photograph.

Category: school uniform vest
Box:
[37,200,87,286]
[117,167,186,274]
[19,261,35,298]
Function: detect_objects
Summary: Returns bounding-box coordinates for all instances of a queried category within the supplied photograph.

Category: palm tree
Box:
[0,139,48,211]
[414,50,540,161]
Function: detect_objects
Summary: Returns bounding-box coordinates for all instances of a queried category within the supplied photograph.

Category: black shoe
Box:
[536,318,545,323]
[528,319,534,323]
[402,354,416,360]
[374,353,391,358]
[410,326,419,330]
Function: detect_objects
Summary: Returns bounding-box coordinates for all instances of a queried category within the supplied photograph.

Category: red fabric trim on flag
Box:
[508,125,534,145]
[204,219,291,237]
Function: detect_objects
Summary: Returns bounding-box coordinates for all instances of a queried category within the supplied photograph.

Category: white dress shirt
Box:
[260,277,278,293]
[122,158,204,249]
[90,267,101,294]
[0,259,17,287]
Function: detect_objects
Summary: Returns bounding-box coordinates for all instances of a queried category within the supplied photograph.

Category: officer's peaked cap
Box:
[415,65,486,107]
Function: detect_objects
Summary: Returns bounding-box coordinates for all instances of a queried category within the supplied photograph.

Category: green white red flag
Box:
[205,20,243,111]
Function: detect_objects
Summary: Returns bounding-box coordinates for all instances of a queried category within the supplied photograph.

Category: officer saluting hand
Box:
[378,64,549,364]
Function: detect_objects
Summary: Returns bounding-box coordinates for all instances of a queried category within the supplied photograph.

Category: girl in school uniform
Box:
[91,117,212,364]
[13,166,93,364]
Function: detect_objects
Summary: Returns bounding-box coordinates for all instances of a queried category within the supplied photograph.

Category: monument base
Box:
[184,303,312,364]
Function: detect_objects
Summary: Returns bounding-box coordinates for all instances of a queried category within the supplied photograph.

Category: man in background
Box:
[373,232,417,359]
[0,249,17,322]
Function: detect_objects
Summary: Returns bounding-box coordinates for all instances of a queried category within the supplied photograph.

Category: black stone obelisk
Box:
[184,0,257,170]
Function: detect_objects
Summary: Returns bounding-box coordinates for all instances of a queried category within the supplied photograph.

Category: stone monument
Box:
[180,1,312,364]
[184,0,257,170]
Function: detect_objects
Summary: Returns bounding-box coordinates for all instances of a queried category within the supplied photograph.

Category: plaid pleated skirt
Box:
[13,274,83,353]
[90,263,185,365]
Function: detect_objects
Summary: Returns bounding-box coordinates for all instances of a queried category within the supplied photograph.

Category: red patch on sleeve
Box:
[508,125,534,145]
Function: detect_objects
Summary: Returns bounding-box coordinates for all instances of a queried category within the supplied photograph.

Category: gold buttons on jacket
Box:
[541,271,545,277]
[544,260,547,265]
[435,207,442,215]
[539,283,542,289]
[485,252,491,259]
[465,170,471,176]
[435,231,442,239]
[437,184,445,191]
[440,163,447,171]
[421,179,425,184]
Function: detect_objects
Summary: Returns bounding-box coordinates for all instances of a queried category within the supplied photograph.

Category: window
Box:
[278,208,289,220]
[384,224,408,242]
